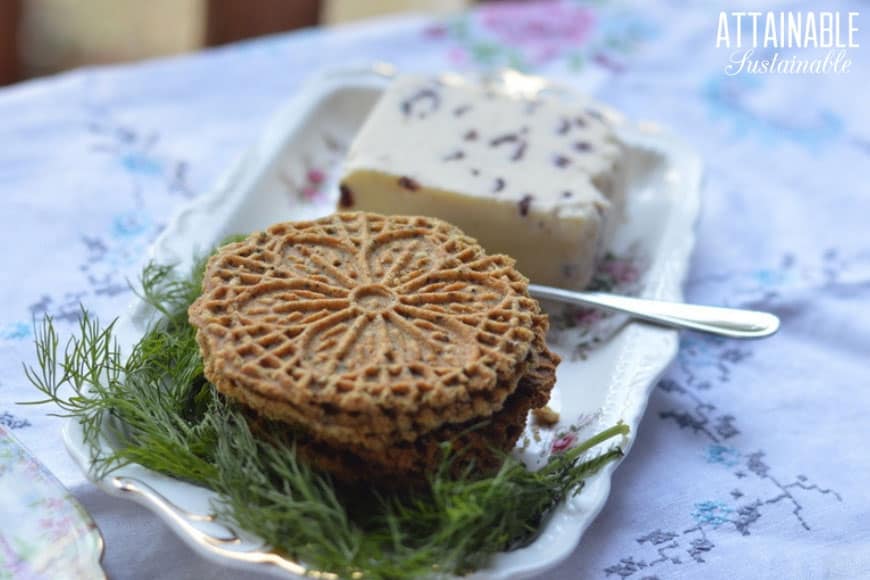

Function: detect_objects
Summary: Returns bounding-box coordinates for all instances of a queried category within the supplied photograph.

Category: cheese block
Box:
[338,75,625,289]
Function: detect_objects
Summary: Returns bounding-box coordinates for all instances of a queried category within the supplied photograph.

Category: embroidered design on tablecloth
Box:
[703,74,843,149]
[604,347,843,577]
[0,322,31,342]
[26,117,191,325]
[689,249,870,307]
[4,115,191,429]
[0,380,30,430]
[0,412,30,430]
[602,252,857,578]
[0,381,30,431]
[423,0,656,74]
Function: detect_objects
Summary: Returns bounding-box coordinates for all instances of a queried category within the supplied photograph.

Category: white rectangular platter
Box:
[64,66,702,579]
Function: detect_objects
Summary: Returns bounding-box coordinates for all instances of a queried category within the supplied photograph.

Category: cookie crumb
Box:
[532,406,559,426]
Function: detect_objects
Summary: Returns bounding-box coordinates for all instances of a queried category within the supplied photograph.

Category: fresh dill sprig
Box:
[23,241,629,579]
[23,259,220,482]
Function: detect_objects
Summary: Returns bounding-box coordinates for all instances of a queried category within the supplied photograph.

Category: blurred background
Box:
[0,0,478,85]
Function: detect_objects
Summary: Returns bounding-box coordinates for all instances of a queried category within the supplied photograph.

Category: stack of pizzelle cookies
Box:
[189,212,559,486]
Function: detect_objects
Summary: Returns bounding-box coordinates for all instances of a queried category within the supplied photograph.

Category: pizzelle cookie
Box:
[189,212,558,469]
[282,333,559,485]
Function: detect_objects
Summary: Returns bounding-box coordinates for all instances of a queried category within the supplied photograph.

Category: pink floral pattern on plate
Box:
[545,409,604,454]
[0,426,104,579]
[547,246,647,360]
[279,133,348,205]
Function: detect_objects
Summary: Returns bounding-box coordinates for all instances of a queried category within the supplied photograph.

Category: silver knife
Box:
[529,285,780,339]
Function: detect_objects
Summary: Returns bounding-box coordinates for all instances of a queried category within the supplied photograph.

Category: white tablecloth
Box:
[2,1,869,578]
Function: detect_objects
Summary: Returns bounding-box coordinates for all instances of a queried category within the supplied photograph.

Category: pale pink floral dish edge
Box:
[0,426,105,579]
